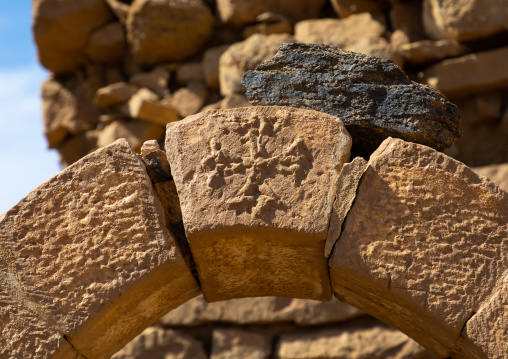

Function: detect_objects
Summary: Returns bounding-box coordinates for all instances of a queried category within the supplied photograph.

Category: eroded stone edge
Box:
[325,156,368,258]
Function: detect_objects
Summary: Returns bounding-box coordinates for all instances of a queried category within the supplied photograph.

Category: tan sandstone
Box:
[399,40,467,67]
[473,163,508,192]
[130,67,170,97]
[128,88,180,125]
[33,0,114,73]
[111,327,207,359]
[84,22,126,64]
[330,137,508,357]
[160,294,363,326]
[330,0,388,18]
[219,33,295,96]
[216,0,326,27]
[166,106,351,301]
[424,46,508,97]
[203,45,230,90]
[126,0,214,65]
[211,328,272,359]
[97,119,165,152]
[0,139,200,358]
[94,82,139,108]
[423,0,508,41]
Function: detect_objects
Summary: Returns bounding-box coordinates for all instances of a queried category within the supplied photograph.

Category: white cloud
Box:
[0,64,61,214]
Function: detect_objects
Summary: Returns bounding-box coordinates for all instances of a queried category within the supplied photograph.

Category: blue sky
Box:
[0,2,61,214]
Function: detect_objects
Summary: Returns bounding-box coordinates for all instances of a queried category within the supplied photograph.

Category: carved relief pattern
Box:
[200,116,310,218]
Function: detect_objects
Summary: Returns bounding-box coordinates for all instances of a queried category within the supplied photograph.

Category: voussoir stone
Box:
[0,139,200,359]
[243,43,461,157]
[165,106,351,302]
[126,0,214,65]
[329,137,508,357]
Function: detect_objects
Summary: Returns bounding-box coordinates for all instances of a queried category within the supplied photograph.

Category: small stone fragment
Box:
[165,106,351,301]
[112,327,207,359]
[140,139,160,156]
[219,33,295,96]
[243,43,461,157]
[94,82,139,108]
[329,137,508,357]
[128,88,180,125]
[85,21,127,64]
[399,40,468,66]
[169,82,208,118]
[97,119,165,152]
[130,67,170,97]
[203,45,230,90]
[126,0,214,65]
[211,328,272,359]
[0,139,200,358]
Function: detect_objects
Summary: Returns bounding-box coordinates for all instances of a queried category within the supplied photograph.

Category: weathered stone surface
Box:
[399,40,468,66]
[473,163,508,192]
[130,67,170,98]
[85,21,126,64]
[160,294,363,326]
[128,88,179,125]
[126,0,214,65]
[112,327,207,359]
[219,33,295,96]
[203,45,230,90]
[294,14,386,49]
[276,320,438,359]
[329,138,508,357]
[457,276,508,358]
[0,139,201,358]
[97,119,164,152]
[211,328,272,359]
[243,43,461,157]
[170,82,208,118]
[330,0,388,17]
[216,0,326,27]
[166,106,351,301]
[325,157,368,258]
[424,46,508,97]
[42,76,101,148]
[94,82,139,108]
[33,0,114,73]
[423,0,508,41]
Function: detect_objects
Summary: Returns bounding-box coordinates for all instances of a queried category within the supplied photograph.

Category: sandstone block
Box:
[176,63,205,85]
[33,0,114,73]
[216,0,326,27]
[330,0,389,18]
[329,138,508,357]
[58,131,97,168]
[473,163,508,192]
[85,21,127,64]
[170,81,208,118]
[94,82,139,108]
[458,277,508,358]
[242,18,293,39]
[97,119,165,152]
[203,45,230,90]
[276,321,437,359]
[219,33,295,96]
[453,91,502,125]
[243,43,461,157]
[128,88,180,125]
[399,40,468,67]
[220,93,252,109]
[112,327,207,359]
[423,0,508,41]
[389,0,426,42]
[166,106,351,301]
[130,67,170,97]
[126,0,214,65]
[211,328,272,359]
[0,139,200,358]
[160,295,362,326]
[424,47,508,97]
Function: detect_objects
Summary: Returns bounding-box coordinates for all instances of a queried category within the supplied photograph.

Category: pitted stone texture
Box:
[111,327,207,359]
[33,0,114,73]
[166,106,351,301]
[211,328,272,359]
[126,0,214,65]
[243,43,461,157]
[423,0,508,41]
[160,295,363,326]
[216,0,326,27]
[458,276,508,358]
[330,138,508,357]
[219,33,295,96]
[276,320,438,359]
[0,139,200,359]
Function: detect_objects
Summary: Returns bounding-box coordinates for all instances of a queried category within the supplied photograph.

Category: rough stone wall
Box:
[27,0,508,358]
